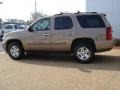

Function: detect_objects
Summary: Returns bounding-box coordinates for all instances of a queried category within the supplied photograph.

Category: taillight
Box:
[106,27,112,40]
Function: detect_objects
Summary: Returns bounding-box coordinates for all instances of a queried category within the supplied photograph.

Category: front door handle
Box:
[42,33,50,36]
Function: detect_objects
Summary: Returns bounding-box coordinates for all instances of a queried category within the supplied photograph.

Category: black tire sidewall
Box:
[7,42,24,60]
[73,43,94,63]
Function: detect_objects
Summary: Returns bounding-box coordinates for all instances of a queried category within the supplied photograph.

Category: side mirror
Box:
[28,26,34,32]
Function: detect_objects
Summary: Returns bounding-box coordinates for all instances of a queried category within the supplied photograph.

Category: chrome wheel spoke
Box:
[77,47,90,60]
[10,45,20,58]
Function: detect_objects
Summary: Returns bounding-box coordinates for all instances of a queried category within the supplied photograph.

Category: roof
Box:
[54,11,105,16]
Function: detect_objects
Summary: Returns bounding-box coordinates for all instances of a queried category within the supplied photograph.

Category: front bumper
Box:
[2,41,6,52]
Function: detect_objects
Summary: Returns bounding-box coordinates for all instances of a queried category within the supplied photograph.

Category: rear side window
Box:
[76,15,105,28]
[55,16,73,30]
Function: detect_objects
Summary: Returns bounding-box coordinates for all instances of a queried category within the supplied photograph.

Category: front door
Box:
[25,18,52,51]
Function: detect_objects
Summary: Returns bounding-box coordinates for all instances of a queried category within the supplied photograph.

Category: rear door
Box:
[52,15,76,51]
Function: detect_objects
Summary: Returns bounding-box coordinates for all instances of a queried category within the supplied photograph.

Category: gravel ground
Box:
[0,49,120,90]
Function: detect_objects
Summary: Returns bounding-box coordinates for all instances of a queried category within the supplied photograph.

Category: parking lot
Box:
[0,42,4,52]
[0,42,120,90]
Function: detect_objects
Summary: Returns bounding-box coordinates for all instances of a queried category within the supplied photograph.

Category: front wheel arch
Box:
[6,39,24,53]
[6,40,25,60]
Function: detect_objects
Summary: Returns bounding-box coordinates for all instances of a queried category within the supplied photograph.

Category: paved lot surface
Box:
[0,49,120,90]
[0,42,4,52]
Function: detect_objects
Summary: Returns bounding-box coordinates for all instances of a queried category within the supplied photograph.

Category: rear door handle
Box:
[66,32,75,35]
[66,33,72,35]
[42,33,50,36]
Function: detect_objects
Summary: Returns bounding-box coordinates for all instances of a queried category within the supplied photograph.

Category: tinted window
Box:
[5,25,13,29]
[15,25,23,29]
[55,16,73,30]
[32,18,51,31]
[14,25,18,29]
[76,15,105,28]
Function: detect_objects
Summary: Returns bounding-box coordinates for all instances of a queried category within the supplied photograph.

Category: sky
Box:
[0,0,86,21]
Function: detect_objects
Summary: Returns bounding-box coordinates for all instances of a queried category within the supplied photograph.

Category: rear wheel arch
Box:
[71,38,96,52]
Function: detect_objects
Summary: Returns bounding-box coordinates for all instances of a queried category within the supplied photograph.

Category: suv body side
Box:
[2,13,113,53]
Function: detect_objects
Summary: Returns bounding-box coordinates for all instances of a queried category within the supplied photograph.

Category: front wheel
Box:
[7,42,24,60]
[73,43,95,63]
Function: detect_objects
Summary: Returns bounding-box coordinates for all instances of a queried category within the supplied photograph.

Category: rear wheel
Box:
[7,42,24,60]
[73,43,94,63]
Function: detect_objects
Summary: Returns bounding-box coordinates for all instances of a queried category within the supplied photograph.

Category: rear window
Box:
[76,15,105,28]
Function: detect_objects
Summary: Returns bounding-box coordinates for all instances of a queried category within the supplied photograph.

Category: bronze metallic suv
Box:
[2,12,113,63]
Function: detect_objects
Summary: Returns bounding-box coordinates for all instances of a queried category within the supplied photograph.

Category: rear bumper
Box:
[95,40,113,52]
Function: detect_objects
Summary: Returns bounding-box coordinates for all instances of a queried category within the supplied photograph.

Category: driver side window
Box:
[32,18,51,31]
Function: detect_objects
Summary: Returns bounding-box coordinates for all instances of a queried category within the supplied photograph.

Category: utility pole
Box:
[0,2,3,4]
[0,2,3,29]
[35,0,37,13]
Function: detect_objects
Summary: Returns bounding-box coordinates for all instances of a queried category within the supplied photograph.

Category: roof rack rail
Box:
[60,12,64,14]
[91,12,97,13]
[55,12,64,16]
[75,11,81,14]
[75,11,98,14]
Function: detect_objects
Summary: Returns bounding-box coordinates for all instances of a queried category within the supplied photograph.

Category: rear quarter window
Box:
[76,15,105,28]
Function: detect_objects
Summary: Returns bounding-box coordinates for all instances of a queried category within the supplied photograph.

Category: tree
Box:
[26,20,32,25]
[26,12,47,25]
[0,18,2,23]
[6,19,25,24]
[31,12,47,22]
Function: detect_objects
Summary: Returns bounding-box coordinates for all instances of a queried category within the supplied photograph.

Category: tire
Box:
[7,42,24,60]
[73,43,95,63]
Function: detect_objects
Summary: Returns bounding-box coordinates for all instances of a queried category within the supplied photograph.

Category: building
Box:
[86,0,120,39]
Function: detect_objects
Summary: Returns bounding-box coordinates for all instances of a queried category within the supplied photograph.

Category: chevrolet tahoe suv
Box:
[2,12,113,63]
